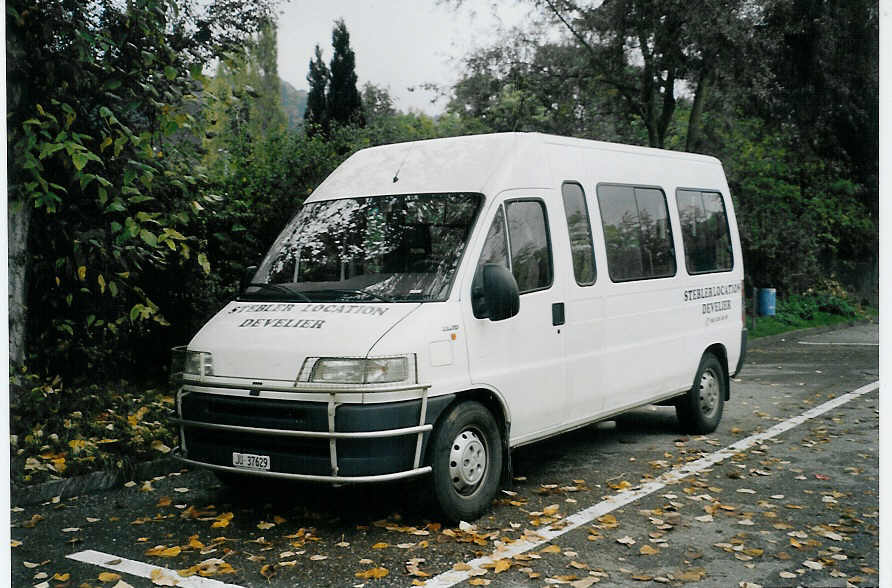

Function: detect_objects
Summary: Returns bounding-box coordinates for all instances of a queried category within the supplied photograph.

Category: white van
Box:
[171,132,746,521]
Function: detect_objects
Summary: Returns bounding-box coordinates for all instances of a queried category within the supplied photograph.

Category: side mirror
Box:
[240,265,258,292]
[472,264,520,321]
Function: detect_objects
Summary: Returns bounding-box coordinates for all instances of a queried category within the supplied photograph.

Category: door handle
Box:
[552,302,565,326]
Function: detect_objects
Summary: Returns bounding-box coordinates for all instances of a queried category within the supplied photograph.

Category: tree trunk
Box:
[8,198,31,369]
[686,66,713,153]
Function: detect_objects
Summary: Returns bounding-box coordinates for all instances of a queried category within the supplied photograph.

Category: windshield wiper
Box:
[243,283,311,302]
[327,288,395,303]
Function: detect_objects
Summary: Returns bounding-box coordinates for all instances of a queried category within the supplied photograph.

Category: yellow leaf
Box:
[639,545,659,555]
[53,573,71,581]
[355,567,389,579]
[453,562,472,571]
[468,579,491,586]
[145,545,181,557]
[78,266,86,281]
[156,496,171,507]
[98,274,106,294]
[260,565,276,579]
[609,480,632,490]
[540,545,561,554]
[371,542,389,549]
[493,559,511,573]
[257,521,275,530]
[149,568,178,586]
[98,572,121,583]
[188,535,204,549]
[273,515,287,524]
[543,504,560,516]
[211,512,233,528]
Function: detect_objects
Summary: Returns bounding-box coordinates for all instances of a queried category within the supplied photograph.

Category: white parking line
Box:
[422,380,880,588]
[67,549,244,588]
[797,341,879,346]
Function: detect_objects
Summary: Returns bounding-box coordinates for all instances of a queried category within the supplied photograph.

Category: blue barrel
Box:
[758,288,776,316]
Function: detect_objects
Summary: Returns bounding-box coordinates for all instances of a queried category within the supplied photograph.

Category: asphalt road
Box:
[10,323,880,588]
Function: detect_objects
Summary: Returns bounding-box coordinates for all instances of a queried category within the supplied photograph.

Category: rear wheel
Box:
[676,353,725,434]
[430,401,503,522]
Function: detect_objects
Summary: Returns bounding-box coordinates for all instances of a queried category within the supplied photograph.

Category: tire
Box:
[676,353,726,434]
[429,401,503,522]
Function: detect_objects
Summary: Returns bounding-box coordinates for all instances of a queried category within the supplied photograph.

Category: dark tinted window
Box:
[676,189,733,273]
[597,184,676,281]
[505,200,553,293]
[562,183,596,285]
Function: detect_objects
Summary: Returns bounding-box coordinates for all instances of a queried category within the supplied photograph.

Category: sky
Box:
[276,0,532,115]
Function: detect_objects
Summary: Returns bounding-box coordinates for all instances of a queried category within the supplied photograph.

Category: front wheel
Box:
[676,353,726,434]
[430,401,503,522]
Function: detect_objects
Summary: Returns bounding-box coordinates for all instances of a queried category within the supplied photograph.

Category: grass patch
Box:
[750,311,861,338]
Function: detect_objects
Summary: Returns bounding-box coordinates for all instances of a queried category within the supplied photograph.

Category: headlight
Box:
[171,347,214,377]
[299,355,414,385]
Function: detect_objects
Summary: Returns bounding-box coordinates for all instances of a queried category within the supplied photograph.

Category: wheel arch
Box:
[427,387,513,484]
[703,343,730,400]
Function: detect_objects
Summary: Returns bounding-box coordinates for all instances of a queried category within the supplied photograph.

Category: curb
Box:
[11,457,184,507]
[747,319,875,349]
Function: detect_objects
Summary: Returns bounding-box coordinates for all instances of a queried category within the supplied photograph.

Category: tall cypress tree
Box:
[327,19,364,127]
[304,44,329,134]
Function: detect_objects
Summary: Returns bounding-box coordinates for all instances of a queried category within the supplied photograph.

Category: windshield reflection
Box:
[243,193,482,303]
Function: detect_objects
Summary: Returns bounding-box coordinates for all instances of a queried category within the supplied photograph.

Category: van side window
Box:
[561,183,596,285]
[676,189,733,273]
[505,200,553,293]
[597,184,677,281]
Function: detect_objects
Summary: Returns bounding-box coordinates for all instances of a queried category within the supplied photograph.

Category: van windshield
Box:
[243,193,483,303]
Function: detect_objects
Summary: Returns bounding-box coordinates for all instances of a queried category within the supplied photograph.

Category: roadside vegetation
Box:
[749,282,876,339]
[7,0,878,486]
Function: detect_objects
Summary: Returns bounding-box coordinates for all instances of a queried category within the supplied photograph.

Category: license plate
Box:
[232,452,270,471]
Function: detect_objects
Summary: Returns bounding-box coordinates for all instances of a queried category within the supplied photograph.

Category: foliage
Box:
[9,368,176,485]
[750,280,870,339]
[304,44,330,134]
[328,19,365,127]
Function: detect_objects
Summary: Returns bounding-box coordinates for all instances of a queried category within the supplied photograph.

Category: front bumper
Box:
[172,379,453,483]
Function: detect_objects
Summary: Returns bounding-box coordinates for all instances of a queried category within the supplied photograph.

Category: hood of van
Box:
[188,301,420,381]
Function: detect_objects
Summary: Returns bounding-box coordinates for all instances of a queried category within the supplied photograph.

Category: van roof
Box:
[306,132,722,202]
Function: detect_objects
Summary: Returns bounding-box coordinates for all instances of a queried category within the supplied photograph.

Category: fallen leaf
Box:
[98,572,122,583]
[802,560,823,570]
[260,564,276,579]
[156,497,171,507]
[257,521,275,530]
[145,545,181,557]
[639,545,659,555]
[540,545,562,554]
[53,573,71,581]
[371,542,389,549]
[149,568,178,586]
[493,559,511,573]
[62,527,81,533]
[468,579,490,586]
[355,567,389,579]
[570,578,600,588]
[616,536,636,546]
[309,555,328,561]
[779,571,797,579]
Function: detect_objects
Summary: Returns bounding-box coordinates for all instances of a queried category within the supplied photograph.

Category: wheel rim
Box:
[698,368,721,418]
[448,427,488,496]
